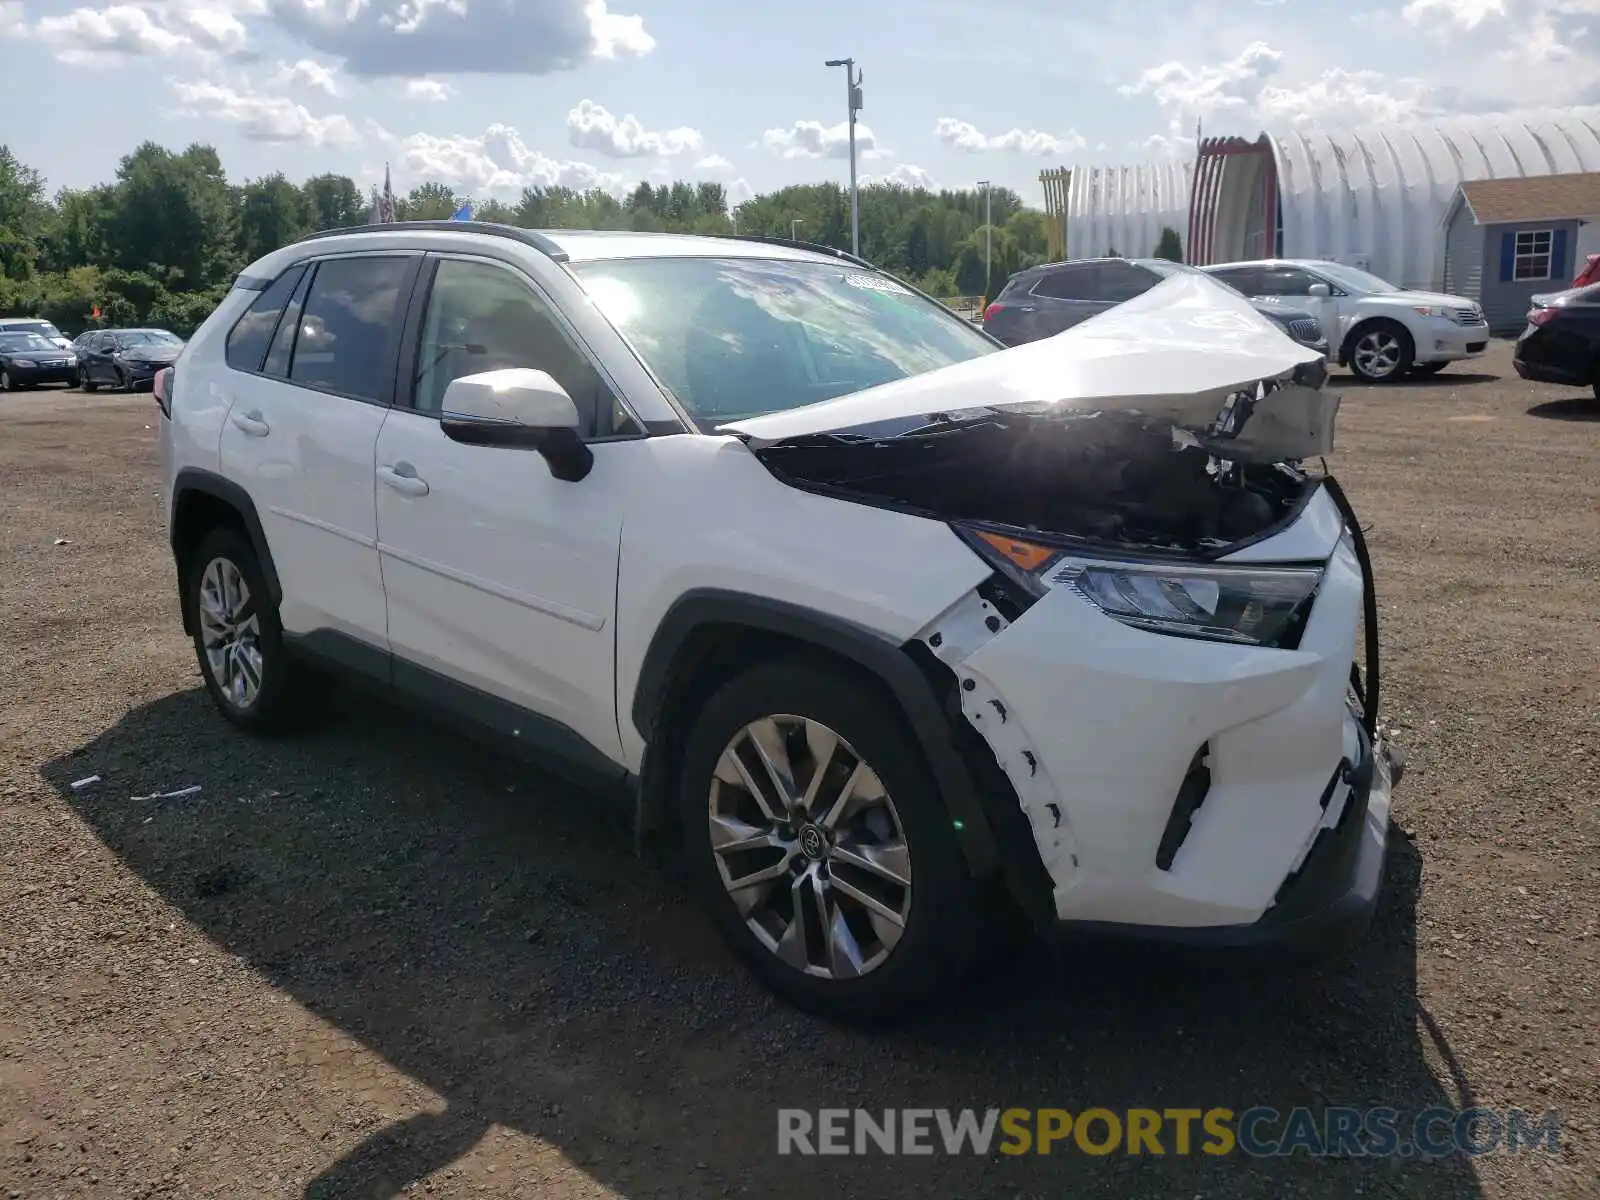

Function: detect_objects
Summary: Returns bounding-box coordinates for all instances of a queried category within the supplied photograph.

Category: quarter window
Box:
[225,265,305,373]
[411,257,630,437]
[288,256,415,402]
[1513,230,1553,281]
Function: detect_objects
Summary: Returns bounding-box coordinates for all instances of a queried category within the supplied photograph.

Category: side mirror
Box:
[1308,283,1331,299]
[439,368,594,482]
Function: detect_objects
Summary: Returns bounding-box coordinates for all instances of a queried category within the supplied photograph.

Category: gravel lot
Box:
[2,342,1597,1199]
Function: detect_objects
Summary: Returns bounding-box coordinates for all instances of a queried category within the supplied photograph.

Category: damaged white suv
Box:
[159,224,1402,1020]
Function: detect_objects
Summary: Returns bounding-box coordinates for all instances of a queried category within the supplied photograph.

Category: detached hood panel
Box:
[718,273,1336,462]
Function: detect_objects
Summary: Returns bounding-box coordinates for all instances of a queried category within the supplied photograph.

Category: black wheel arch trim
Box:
[170,467,281,633]
[632,588,1028,892]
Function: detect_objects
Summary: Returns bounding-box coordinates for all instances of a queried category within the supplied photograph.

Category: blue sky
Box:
[1,0,1595,205]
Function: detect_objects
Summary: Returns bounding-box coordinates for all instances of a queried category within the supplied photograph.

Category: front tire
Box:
[677,660,980,1021]
[0,369,11,392]
[186,527,306,733]
[1347,320,1414,383]
[79,367,97,393]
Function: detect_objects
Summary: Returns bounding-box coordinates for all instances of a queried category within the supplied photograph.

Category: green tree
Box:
[0,145,48,281]
[238,173,312,262]
[302,173,366,231]
[400,181,460,221]
[106,142,238,291]
[1153,226,1183,263]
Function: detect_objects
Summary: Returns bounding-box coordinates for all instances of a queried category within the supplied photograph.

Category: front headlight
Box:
[961,528,1324,648]
[1412,305,1445,318]
[12,358,37,367]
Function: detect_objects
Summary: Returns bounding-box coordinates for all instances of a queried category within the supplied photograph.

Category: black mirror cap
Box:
[439,416,593,482]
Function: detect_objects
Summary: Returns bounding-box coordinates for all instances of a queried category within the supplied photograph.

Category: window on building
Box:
[1513,230,1553,282]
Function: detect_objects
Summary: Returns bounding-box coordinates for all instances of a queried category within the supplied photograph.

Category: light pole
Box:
[791,218,803,241]
[977,179,992,302]
[825,57,863,257]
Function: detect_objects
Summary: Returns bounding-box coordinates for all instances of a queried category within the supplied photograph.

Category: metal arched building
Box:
[1059,107,1600,290]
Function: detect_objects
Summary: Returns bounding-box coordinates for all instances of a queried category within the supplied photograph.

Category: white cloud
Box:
[1122,40,1437,135]
[867,164,936,189]
[933,118,1084,157]
[565,99,703,158]
[405,78,455,101]
[0,1,27,36]
[761,119,879,160]
[266,0,653,77]
[169,80,359,145]
[727,178,755,206]
[272,57,338,94]
[31,0,255,61]
[693,154,733,172]
[397,123,627,195]
[1400,0,1600,108]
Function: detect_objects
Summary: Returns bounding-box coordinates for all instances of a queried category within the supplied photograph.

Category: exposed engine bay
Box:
[751,404,1318,555]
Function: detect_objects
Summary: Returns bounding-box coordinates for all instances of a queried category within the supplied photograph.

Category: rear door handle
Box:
[230,410,270,437]
[378,463,429,497]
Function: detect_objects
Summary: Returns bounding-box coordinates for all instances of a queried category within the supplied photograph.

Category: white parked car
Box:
[158,224,1401,1020]
[0,317,75,351]
[1201,259,1489,384]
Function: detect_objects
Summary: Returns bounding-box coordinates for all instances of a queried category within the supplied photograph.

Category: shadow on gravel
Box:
[1331,371,1500,389]
[48,687,1486,1200]
[1526,396,1600,422]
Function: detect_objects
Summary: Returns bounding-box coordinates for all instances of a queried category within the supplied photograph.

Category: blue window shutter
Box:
[1552,228,1569,281]
[1498,230,1516,282]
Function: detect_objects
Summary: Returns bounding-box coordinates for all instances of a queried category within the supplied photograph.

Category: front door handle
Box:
[230,410,270,437]
[378,463,429,497]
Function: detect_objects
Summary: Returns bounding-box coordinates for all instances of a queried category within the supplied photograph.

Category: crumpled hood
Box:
[719,272,1337,462]
[121,342,183,362]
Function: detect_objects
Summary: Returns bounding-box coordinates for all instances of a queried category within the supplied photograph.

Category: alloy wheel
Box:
[1353,330,1403,380]
[197,556,264,709]
[708,715,912,980]
[1,370,10,391]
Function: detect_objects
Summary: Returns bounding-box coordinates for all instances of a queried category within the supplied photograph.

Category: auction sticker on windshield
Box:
[844,273,913,296]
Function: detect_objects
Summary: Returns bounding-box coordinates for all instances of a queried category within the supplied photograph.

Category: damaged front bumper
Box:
[915,483,1403,959]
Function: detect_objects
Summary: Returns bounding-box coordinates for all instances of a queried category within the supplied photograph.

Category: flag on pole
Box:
[451,199,473,222]
[377,163,397,223]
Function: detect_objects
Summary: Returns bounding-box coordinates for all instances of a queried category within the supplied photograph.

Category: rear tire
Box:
[1347,320,1414,383]
[186,527,308,734]
[676,659,980,1022]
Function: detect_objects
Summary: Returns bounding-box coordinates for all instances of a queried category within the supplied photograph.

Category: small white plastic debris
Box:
[131,785,202,801]
[53,538,70,546]
[69,775,101,790]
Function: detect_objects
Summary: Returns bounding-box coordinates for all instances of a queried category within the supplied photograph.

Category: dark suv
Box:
[983,257,1328,354]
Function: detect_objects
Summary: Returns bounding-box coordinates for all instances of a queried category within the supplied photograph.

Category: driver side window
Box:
[411,257,636,438]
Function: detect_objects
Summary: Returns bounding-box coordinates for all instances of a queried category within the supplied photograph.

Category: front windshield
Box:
[1313,263,1400,294]
[0,333,56,352]
[569,256,998,426]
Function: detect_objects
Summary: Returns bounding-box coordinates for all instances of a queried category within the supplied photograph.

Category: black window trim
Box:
[395,250,650,444]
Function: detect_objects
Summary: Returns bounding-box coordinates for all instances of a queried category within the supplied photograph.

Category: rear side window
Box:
[262,269,313,378]
[1096,263,1158,302]
[1032,267,1093,300]
[288,256,414,403]
[226,265,306,373]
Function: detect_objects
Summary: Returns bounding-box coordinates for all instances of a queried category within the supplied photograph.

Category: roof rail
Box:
[715,233,875,269]
[293,220,569,262]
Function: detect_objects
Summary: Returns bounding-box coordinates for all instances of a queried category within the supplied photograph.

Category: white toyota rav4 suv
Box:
[157,222,1402,1020]
[1201,259,1489,384]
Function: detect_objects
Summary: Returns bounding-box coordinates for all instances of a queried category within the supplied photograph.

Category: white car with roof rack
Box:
[1200,258,1489,383]
[156,222,1402,1020]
